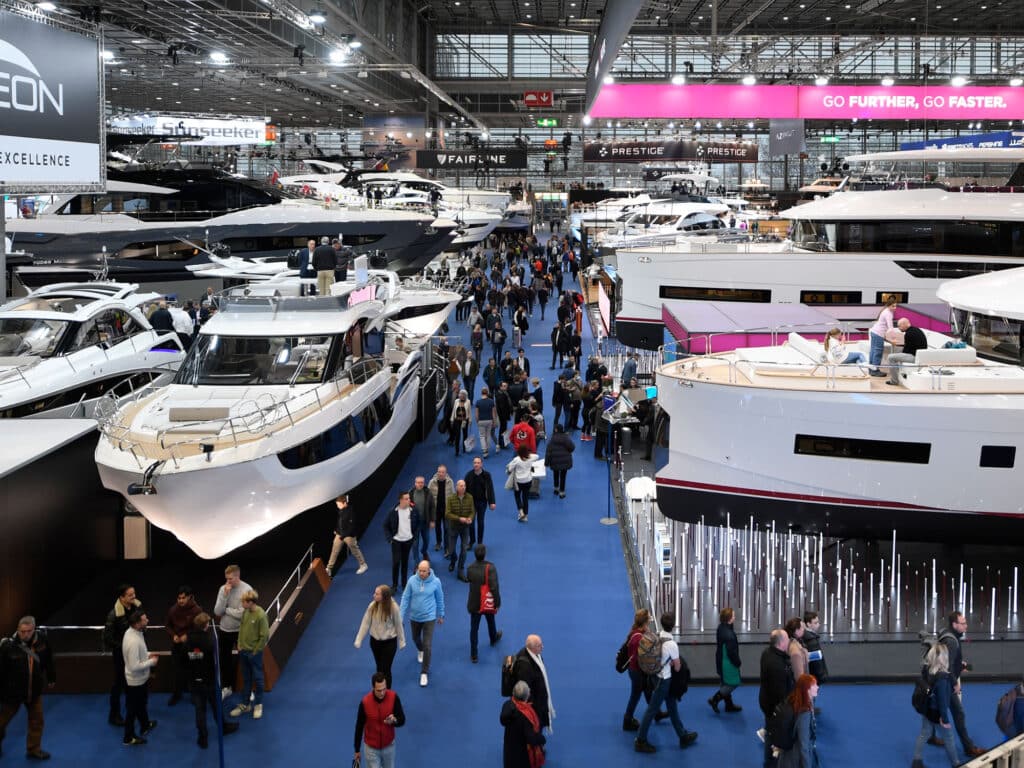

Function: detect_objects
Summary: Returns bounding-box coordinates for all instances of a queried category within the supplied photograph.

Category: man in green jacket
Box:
[229,590,268,721]
[446,480,476,581]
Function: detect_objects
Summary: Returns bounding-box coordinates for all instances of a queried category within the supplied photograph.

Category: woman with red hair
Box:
[777,673,820,767]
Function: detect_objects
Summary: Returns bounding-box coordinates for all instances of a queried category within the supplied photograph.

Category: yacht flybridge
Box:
[7,168,451,293]
[653,266,1024,542]
[93,270,460,558]
[0,282,185,419]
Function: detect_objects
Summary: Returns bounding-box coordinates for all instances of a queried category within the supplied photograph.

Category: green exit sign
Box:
[819,136,842,143]
[536,118,559,127]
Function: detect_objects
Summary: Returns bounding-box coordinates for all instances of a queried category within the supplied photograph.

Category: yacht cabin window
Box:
[0,318,69,357]
[176,335,333,386]
[980,445,1016,469]
[794,434,931,464]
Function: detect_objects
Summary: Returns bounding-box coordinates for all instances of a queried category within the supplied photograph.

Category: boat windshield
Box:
[175,334,333,386]
[0,317,70,357]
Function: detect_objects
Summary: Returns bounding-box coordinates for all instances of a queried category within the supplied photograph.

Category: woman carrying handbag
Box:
[506,444,539,523]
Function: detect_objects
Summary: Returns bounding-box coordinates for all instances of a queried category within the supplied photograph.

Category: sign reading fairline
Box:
[0,10,102,189]
[416,149,528,169]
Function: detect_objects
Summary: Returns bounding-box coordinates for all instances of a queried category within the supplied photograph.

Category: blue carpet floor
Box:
[6,249,1017,766]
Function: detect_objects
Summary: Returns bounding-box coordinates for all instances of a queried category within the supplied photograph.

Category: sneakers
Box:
[517,510,525,521]
[356,563,369,575]
[559,491,565,499]
[325,565,333,577]
[420,673,428,687]
[221,686,232,701]
[634,738,656,754]
[141,720,157,736]
[417,651,424,664]
[756,727,766,743]
[680,731,698,748]
[230,703,251,717]
[253,704,263,720]
[122,737,146,746]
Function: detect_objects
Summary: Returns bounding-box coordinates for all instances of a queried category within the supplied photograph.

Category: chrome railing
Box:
[962,734,1024,767]
[265,544,316,628]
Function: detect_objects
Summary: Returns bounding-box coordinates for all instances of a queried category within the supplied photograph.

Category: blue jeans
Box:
[449,523,471,572]
[638,676,687,744]
[914,716,959,766]
[624,667,652,720]
[869,332,885,369]
[239,649,263,705]
[842,352,867,365]
[363,741,396,768]
[948,687,977,751]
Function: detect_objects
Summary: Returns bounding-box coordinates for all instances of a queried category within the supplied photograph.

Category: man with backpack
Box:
[928,612,986,757]
[759,628,794,767]
[634,612,698,754]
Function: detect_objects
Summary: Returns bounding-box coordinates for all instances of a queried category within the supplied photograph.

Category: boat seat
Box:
[163,420,227,436]
[914,347,977,366]
[169,406,232,422]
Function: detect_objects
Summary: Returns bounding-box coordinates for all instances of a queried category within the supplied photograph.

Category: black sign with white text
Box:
[585,140,758,164]
[0,10,102,187]
[698,142,759,163]
[416,150,528,170]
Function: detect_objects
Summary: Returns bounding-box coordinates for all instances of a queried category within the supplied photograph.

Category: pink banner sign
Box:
[589,84,1024,121]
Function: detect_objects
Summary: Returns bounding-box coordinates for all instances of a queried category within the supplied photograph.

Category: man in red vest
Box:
[354,673,406,767]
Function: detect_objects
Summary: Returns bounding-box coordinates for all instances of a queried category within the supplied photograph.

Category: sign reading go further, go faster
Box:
[589,84,1024,121]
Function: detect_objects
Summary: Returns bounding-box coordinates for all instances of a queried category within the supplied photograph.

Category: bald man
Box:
[512,634,554,731]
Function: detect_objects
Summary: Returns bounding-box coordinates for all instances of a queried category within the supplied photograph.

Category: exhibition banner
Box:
[0,10,102,188]
[900,130,1024,150]
[585,140,756,164]
[769,119,807,156]
[415,149,527,169]
[590,83,1024,121]
[109,115,272,144]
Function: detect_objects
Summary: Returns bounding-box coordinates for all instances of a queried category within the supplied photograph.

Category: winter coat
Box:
[543,432,575,471]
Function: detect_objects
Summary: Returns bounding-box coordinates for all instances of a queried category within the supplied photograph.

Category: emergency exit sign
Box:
[536,118,559,127]
[819,136,842,143]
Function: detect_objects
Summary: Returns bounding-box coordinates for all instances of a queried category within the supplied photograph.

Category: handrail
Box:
[961,733,1024,767]
[265,543,316,628]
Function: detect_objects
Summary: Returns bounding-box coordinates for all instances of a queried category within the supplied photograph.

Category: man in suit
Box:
[461,351,480,402]
[298,238,316,296]
[512,635,554,731]
[515,348,531,377]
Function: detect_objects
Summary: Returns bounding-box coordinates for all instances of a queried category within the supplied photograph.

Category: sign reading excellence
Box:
[0,10,102,189]
[589,84,1024,121]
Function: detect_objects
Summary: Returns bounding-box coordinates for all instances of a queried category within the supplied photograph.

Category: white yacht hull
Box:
[655,374,1024,539]
[614,246,1024,349]
[95,371,419,558]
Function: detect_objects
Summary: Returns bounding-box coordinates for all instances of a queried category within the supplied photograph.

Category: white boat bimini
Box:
[94,275,459,558]
[0,282,185,419]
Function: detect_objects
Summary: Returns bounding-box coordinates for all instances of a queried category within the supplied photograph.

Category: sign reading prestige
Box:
[0,11,102,188]
[416,149,527,169]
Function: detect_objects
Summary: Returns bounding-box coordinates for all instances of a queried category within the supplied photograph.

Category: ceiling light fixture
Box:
[348,40,362,49]
[742,75,756,86]
[210,51,227,63]
[950,75,967,87]
[881,76,895,86]
[101,50,114,60]
[671,74,685,85]
[36,2,56,11]
[1011,77,1024,87]
[603,75,614,85]
[307,4,326,24]
[815,76,829,86]
[329,48,346,63]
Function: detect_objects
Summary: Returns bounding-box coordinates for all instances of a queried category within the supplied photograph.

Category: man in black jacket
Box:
[512,635,553,731]
[312,236,336,296]
[495,382,513,451]
[463,457,496,545]
[186,613,240,749]
[466,545,502,663]
[887,318,930,386]
[0,616,54,760]
[759,628,794,767]
[103,584,141,726]
[326,494,369,578]
[936,611,986,757]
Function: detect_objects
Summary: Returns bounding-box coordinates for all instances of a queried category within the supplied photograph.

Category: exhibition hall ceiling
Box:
[15,0,1024,128]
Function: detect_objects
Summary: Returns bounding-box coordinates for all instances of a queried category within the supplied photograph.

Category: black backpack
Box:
[767,699,798,750]
[615,640,631,674]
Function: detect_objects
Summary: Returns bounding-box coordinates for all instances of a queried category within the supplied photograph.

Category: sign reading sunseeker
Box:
[0,11,101,188]
[416,150,527,169]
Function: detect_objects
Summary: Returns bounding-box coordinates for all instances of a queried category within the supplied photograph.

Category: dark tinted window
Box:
[794,433,931,464]
[980,445,1015,468]
[800,290,862,304]
[659,286,771,302]
[875,291,909,304]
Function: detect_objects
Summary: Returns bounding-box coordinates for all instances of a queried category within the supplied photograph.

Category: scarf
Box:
[528,649,555,727]
[512,699,546,768]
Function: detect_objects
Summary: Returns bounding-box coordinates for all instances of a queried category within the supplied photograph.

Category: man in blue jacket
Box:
[399,561,445,688]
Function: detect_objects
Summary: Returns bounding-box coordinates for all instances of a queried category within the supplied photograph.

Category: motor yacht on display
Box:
[569,193,660,237]
[590,200,732,253]
[7,168,451,294]
[93,268,460,558]
[612,184,1024,348]
[278,169,501,248]
[0,283,185,419]
[653,266,1024,541]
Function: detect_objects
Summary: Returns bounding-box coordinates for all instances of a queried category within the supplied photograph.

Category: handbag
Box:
[479,564,497,614]
[464,434,477,452]
[504,468,516,491]
[615,640,630,674]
